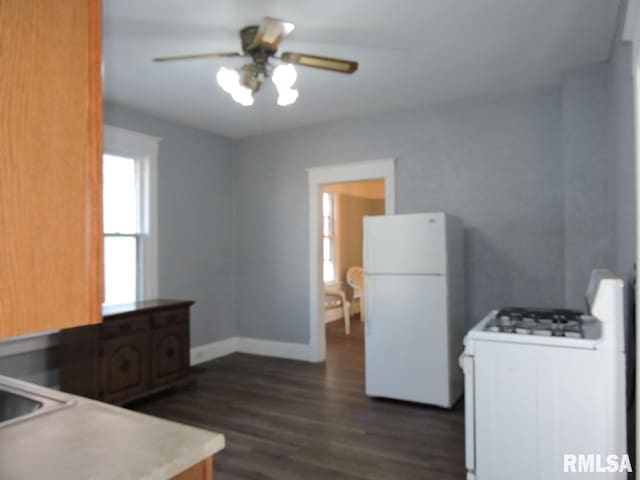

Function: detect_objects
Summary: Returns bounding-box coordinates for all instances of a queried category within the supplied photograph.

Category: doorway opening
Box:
[321,180,385,365]
[307,159,396,362]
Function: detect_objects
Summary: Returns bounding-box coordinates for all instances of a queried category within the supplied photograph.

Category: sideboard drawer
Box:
[101,314,150,339]
[151,308,188,329]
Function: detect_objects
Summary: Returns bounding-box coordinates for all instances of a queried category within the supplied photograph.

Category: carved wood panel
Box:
[151,324,189,387]
[100,333,150,402]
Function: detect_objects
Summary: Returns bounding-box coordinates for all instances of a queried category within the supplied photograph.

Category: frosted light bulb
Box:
[217,67,255,106]
[216,67,240,94]
[277,87,298,107]
[272,64,297,90]
[232,88,254,106]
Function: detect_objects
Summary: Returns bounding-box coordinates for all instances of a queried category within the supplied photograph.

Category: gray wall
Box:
[561,63,614,308]
[0,349,59,387]
[609,9,637,284]
[0,54,628,383]
[103,102,236,345]
[233,88,567,343]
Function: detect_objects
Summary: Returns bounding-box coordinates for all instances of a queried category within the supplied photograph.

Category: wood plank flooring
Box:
[131,319,466,479]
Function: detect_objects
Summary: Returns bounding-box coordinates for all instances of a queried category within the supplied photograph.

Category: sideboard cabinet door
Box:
[151,325,190,387]
[99,334,150,404]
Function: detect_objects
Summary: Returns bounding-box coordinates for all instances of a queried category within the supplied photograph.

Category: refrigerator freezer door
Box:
[364,213,448,275]
[365,274,452,406]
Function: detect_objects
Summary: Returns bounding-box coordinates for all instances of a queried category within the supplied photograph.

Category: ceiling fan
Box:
[153,17,358,107]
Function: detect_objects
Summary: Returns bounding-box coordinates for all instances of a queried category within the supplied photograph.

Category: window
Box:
[322,192,336,283]
[103,125,160,306]
[103,154,142,305]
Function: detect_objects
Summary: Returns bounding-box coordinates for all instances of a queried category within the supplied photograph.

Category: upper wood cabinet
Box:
[0,0,103,338]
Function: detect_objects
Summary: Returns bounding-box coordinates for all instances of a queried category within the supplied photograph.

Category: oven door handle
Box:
[460,353,476,478]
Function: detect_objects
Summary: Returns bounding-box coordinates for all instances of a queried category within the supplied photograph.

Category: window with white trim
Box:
[103,153,142,305]
[322,192,336,283]
[103,125,160,306]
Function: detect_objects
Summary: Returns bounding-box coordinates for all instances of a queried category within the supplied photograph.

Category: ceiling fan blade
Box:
[255,17,295,50]
[280,52,358,74]
[153,52,242,62]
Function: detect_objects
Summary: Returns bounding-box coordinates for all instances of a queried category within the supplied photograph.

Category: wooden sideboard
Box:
[60,299,195,405]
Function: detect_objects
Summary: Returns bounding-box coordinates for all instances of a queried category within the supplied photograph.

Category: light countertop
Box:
[0,377,224,480]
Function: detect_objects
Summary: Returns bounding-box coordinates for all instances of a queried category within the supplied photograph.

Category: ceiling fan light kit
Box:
[216,67,255,106]
[271,64,299,107]
[154,16,359,108]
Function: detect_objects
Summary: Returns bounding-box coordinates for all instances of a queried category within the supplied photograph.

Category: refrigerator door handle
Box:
[364,275,371,336]
[364,219,373,274]
[460,353,476,476]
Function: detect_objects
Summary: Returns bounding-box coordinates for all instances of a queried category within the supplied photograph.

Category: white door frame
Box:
[307,158,396,362]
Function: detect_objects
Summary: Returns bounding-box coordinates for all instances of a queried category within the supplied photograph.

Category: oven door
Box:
[460,353,476,479]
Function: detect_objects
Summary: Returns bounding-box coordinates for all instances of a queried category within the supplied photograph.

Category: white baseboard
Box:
[236,337,310,361]
[190,337,237,365]
[190,336,310,364]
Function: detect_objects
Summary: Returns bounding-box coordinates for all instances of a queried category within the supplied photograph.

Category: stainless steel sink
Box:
[0,376,75,428]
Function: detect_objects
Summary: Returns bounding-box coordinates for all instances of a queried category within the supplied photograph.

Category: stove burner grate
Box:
[486,307,585,338]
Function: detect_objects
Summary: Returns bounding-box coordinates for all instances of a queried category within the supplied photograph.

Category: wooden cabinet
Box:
[100,333,151,404]
[60,300,195,405]
[150,306,191,387]
[151,324,190,387]
[172,458,213,480]
[0,0,103,338]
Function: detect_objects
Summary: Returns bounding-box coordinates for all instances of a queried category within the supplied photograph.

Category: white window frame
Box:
[322,191,338,285]
[103,125,161,301]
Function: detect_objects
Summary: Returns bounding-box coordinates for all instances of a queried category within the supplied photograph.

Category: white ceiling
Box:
[103,0,620,139]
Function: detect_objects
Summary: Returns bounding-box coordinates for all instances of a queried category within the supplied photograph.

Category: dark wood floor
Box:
[131,318,466,479]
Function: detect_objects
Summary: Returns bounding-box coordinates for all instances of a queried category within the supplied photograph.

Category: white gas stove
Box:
[466,307,604,350]
[460,270,628,479]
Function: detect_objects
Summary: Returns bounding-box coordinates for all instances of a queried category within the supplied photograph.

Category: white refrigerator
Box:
[363,212,465,408]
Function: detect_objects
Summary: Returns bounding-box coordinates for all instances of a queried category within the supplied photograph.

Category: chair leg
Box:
[343,301,351,335]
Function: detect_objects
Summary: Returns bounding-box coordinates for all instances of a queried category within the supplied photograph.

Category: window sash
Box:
[322,216,333,236]
[103,154,143,235]
[103,152,144,306]
[103,233,141,305]
[322,192,336,283]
